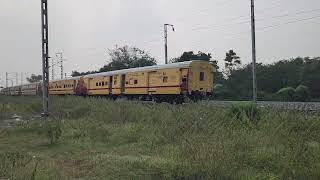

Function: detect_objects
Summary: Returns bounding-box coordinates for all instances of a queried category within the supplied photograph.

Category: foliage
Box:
[1,96,320,179]
[71,45,156,77]
[0,152,39,180]
[45,120,62,145]
[26,74,42,83]
[224,50,241,76]
[294,85,311,102]
[217,57,320,101]
[100,45,156,72]
[277,87,296,101]
[171,51,212,62]
[171,51,219,70]
[71,70,98,77]
[230,102,259,123]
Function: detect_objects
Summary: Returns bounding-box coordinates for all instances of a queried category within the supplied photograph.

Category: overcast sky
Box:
[0,0,319,86]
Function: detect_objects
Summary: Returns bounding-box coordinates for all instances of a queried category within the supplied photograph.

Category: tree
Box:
[277,87,296,101]
[99,46,156,72]
[71,70,98,77]
[224,50,241,76]
[71,45,157,77]
[26,74,42,83]
[171,51,219,70]
[171,51,212,62]
[294,85,310,102]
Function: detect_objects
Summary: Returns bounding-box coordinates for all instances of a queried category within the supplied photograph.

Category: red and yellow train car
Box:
[72,60,213,100]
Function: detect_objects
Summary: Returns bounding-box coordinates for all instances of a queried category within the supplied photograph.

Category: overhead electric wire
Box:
[256,15,320,31]
[175,0,237,22]
[190,8,320,31]
[139,3,320,51]
[188,14,320,47]
[225,14,320,40]
[175,0,286,25]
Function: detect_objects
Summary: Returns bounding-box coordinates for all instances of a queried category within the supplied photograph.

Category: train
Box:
[0,60,215,102]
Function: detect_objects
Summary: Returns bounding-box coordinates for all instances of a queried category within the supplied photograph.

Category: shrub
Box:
[277,87,295,101]
[258,91,277,101]
[294,85,310,102]
[229,102,259,123]
[45,120,62,145]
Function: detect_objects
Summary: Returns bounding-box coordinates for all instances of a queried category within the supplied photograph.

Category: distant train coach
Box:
[1,60,215,102]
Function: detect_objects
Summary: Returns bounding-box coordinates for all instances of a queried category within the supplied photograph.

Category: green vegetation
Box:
[71,45,156,77]
[1,96,319,179]
[216,57,320,101]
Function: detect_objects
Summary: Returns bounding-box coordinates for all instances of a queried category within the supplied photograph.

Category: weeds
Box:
[0,96,319,179]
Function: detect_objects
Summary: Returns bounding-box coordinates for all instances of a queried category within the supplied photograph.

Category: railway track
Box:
[125,99,320,112]
[201,101,320,112]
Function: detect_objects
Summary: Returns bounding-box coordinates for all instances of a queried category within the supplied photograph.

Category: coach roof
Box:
[51,60,205,82]
[85,60,197,78]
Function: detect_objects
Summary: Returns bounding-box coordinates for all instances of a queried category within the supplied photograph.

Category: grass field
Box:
[0,96,319,179]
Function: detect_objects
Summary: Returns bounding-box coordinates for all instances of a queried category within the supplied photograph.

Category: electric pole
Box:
[41,0,49,116]
[16,72,18,85]
[251,0,257,103]
[164,24,175,64]
[55,52,64,79]
[20,72,23,85]
[52,58,55,80]
[5,72,8,88]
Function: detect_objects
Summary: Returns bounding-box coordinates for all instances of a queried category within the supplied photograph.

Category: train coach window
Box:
[96,82,98,86]
[200,72,205,81]
[163,76,168,83]
[102,82,105,86]
[134,80,138,84]
[99,82,102,86]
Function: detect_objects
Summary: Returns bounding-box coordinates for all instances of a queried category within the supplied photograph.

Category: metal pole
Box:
[60,54,63,79]
[16,72,18,85]
[5,72,8,88]
[52,58,54,80]
[164,25,168,64]
[251,0,257,103]
[41,0,49,116]
[21,72,23,85]
[55,52,63,79]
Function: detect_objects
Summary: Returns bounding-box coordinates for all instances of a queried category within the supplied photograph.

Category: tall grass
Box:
[0,96,319,179]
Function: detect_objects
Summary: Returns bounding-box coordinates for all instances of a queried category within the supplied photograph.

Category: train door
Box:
[109,76,113,94]
[73,80,76,94]
[121,74,126,94]
[148,71,158,95]
[180,68,189,93]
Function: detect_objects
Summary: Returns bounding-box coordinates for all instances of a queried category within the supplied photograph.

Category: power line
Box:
[175,0,286,25]
[175,0,237,22]
[256,15,320,31]
[186,14,320,48]
[190,8,320,32]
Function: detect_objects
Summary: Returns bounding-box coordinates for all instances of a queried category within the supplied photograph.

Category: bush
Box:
[277,87,295,101]
[229,102,259,123]
[45,120,62,145]
[258,91,277,101]
[294,85,310,102]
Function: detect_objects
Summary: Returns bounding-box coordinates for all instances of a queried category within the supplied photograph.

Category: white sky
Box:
[0,0,320,86]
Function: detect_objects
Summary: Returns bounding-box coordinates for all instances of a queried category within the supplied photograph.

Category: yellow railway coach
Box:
[48,60,214,101]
